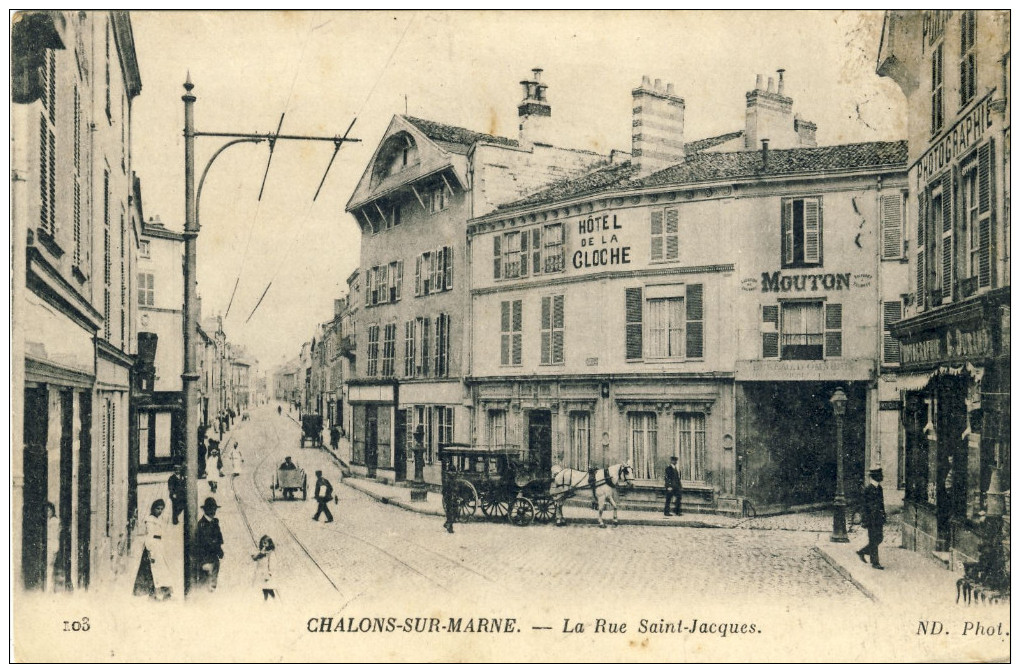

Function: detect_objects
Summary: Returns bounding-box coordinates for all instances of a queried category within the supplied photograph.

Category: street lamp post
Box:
[830,387,849,543]
[180,76,358,595]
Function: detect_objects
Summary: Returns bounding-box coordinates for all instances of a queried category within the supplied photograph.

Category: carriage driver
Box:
[279,457,297,498]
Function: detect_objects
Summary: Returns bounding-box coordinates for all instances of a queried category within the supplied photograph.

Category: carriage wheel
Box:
[508,497,535,526]
[301,478,308,501]
[454,480,478,522]
[480,495,510,520]
[533,496,556,524]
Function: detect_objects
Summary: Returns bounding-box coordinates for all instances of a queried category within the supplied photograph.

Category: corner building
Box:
[468,74,909,513]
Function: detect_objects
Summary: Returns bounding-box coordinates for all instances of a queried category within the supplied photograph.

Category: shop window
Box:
[881,192,906,260]
[675,412,706,482]
[650,207,680,261]
[366,325,379,376]
[959,11,977,108]
[629,412,658,480]
[570,411,591,470]
[540,294,564,365]
[781,198,822,267]
[882,301,903,364]
[488,410,507,448]
[500,300,522,367]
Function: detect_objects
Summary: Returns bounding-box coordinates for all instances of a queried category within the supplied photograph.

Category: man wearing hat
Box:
[664,456,683,517]
[195,497,224,590]
[857,465,887,570]
[167,465,186,525]
[312,471,334,523]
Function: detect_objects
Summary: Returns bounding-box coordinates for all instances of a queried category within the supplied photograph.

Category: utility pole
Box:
[180,76,359,595]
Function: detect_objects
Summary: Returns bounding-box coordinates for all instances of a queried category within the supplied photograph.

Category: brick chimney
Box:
[745,69,801,150]
[632,75,685,176]
[518,68,551,146]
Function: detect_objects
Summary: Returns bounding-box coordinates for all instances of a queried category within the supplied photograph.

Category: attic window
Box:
[373,132,419,183]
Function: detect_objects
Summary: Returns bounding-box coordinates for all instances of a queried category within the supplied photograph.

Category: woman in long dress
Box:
[227,441,245,476]
[133,499,173,600]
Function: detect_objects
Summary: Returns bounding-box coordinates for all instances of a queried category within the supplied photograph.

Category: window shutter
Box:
[500,301,511,366]
[493,235,502,279]
[625,287,643,360]
[685,284,703,358]
[782,200,793,265]
[396,261,404,300]
[520,230,529,277]
[762,305,779,358]
[431,250,441,294]
[978,141,993,287]
[824,303,842,358]
[512,300,522,366]
[433,315,441,376]
[940,173,953,301]
[421,318,430,377]
[881,193,903,259]
[804,199,821,264]
[540,296,551,365]
[916,193,927,309]
[665,208,679,260]
[443,247,453,291]
[532,228,542,274]
[552,294,564,364]
[883,301,903,364]
[650,210,663,261]
[406,408,414,448]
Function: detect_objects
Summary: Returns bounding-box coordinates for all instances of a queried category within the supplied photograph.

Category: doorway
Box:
[365,405,378,478]
[22,386,48,591]
[527,410,552,476]
[394,409,407,482]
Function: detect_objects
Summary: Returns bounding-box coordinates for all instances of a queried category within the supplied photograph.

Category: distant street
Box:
[208,404,869,610]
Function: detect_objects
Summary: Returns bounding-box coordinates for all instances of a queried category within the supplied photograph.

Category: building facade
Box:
[878,10,1010,570]
[344,70,608,484]
[12,10,142,591]
[467,74,909,512]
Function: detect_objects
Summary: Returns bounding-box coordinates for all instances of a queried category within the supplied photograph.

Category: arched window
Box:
[372,132,419,184]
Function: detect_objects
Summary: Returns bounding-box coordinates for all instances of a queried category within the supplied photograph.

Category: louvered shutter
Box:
[824,303,842,358]
[625,288,643,360]
[882,301,902,364]
[493,235,502,279]
[552,294,564,364]
[665,208,679,260]
[500,301,510,366]
[762,305,779,358]
[396,261,404,300]
[881,193,903,259]
[415,255,422,296]
[782,200,793,265]
[443,247,453,291]
[512,301,522,366]
[941,172,953,300]
[804,199,821,264]
[520,231,529,277]
[977,141,993,288]
[685,284,703,358]
[916,193,927,309]
[540,296,551,364]
[650,210,663,260]
[532,228,542,274]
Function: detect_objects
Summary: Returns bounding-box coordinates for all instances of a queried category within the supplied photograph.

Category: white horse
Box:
[550,463,633,528]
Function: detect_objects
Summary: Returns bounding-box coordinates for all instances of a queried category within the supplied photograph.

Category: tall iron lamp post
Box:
[830,387,849,543]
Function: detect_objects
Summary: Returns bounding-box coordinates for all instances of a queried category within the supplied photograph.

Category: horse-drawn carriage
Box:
[300,414,323,448]
[439,447,557,526]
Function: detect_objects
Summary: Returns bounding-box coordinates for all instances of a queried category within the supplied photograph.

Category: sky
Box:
[128,10,907,371]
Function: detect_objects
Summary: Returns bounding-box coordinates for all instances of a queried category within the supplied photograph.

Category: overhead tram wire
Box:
[241,14,417,327]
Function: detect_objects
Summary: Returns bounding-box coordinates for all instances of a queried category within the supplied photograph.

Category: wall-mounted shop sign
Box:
[916,91,995,185]
[572,214,633,270]
[760,271,855,293]
[901,323,993,367]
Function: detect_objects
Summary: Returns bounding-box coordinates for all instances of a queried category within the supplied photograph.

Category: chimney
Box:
[518,67,551,146]
[794,115,817,147]
[744,70,796,150]
[632,75,685,176]
[761,139,770,169]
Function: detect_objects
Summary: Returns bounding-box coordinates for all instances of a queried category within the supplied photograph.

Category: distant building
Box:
[878,10,1010,569]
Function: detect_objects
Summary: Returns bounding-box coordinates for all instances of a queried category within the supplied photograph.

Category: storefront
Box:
[892,287,1009,570]
[348,382,401,480]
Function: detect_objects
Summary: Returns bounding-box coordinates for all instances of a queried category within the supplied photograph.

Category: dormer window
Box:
[372,132,419,184]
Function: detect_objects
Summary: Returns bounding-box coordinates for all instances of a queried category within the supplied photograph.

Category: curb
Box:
[813,545,877,602]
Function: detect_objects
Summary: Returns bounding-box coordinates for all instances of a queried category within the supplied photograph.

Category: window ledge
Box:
[72,265,88,284]
[648,259,681,266]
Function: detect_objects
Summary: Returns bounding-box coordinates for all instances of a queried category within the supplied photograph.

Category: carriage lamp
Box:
[830,388,849,543]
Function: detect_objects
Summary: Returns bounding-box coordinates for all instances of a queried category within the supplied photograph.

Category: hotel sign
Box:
[916,91,995,185]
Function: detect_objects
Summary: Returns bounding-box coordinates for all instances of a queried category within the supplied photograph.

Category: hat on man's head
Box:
[315,470,323,477]
[670,456,679,463]
[869,465,884,481]
[202,497,220,512]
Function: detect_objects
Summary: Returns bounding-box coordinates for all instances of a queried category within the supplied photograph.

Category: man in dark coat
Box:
[664,456,683,516]
[857,466,887,569]
[167,466,186,525]
[442,479,458,534]
[312,471,334,522]
[195,497,224,591]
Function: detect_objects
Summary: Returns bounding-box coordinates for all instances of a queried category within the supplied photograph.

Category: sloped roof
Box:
[487,140,907,217]
[403,116,519,152]
[684,130,745,154]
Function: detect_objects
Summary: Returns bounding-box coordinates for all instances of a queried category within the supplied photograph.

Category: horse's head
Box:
[616,462,634,488]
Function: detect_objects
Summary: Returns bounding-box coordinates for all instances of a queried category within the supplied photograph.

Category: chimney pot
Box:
[532,67,543,82]
[654,78,662,91]
[761,139,770,166]
[642,75,651,87]
[666,82,675,95]
[755,74,764,91]
[777,68,786,95]
[767,77,775,93]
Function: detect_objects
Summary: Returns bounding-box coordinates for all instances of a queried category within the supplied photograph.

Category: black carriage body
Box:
[300,414,324,448]
[438,447,555,525]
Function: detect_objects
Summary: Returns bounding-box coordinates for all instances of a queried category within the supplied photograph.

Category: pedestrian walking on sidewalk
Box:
[312,471,334,523]
[442,480,458,534]
[856,466,887,570]
[251,535,277,601]
[168,465,186,525]
[134,499,173,600]
[664,456,683,517]
[196,497,224,591]
[330,426,340,451]
[227,441,245,476]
